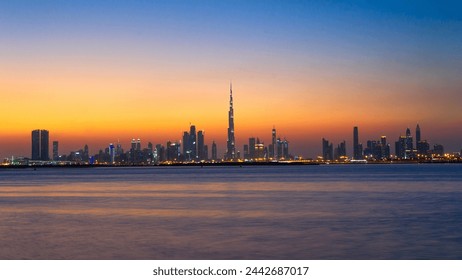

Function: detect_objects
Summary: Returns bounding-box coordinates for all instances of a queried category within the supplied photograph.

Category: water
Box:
[0,164,461,259]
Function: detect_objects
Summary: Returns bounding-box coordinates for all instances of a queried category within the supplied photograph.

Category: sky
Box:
[1,0,461,159]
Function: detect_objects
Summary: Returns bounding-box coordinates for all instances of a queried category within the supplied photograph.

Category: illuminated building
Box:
[189,125,197,160]
[31,129,49,161]
[226,83,236,160]
[255,138,265,159]
[52,141,59,161]
[109,143,115,164]
[130,138,141,164]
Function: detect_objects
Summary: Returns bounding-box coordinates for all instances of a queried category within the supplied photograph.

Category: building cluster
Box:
[321,124,455,162]
[1,84,460,166]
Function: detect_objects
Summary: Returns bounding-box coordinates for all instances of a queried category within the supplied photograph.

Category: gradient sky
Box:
[1,0,461,158]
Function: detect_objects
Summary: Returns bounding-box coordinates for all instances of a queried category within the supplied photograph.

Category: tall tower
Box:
[353,126,360,160]
[226,83,236,160]
[197,130,205,160]
[189,125,197,160]
[271,126,276,159]
[31,129,49,161]
[405,127,413,150]
[416,124,421,143]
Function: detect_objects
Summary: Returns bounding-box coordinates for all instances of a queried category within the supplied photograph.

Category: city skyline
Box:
[1,1,461,158]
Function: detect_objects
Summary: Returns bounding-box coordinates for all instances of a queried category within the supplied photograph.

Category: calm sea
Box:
[0,164,461,259]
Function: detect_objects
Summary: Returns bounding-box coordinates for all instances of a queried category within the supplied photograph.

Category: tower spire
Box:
[226,82,236,161]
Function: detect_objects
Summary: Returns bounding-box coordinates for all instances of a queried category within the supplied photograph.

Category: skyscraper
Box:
[189,125,197,160]
[109,143,115,164]
[31,129,49,161]
[52,141,59,161]
[182,131,190,160]
[197,130,205,160]
[416,124,421,143]
[353,126,361,160]
[249,137,256,159]
[226,83,236,160]
[405,128,413,151]
[211,141,217,161]
[270,126,276,159]
[322,138,333,161]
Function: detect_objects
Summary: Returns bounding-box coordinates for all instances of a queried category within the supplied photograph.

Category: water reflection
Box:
[0,165,461,259]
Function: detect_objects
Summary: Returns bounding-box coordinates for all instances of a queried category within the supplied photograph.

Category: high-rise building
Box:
[31,129,49,161]
[211,141,217,161]
[182,131,190,161]
[255,138,265,159]
[334,140,346,160]
[417,140,430,156]
[203,145,208,161]
[353,126,361,160]
[197,130,205,160]
[52,141,59,161]
[322,138,334,161]
[270,126,276,159]
[130,138,141,164]
[189,125,197,160]
[282,138,289,159]
[405,128,413,151]
[416,124,421,143]
[226,83,236,160]
[395,136,407,159]
[433,144,444,156]
[109,143,115,164]
[249,137,256,159]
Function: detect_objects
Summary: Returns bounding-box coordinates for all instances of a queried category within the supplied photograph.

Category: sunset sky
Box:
[1,0,461,158]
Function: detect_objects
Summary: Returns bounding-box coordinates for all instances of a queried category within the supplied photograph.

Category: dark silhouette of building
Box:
[416,124,421,144]
[226,83,236,160]
[249,137,256,159]
[211,141,217,161]
[182,131,190,161]
[395,135,407,159]
[197,130,205,160]
[189,125,197,160]
[405,128,413,151]
[52,141,59,161]
[334,140,346,160]
[31,129,49,161]
[322,138,333,161]
[353,126,362,160]
[417,140,430,156]
[270,126,276,159]
[433,144,444,156]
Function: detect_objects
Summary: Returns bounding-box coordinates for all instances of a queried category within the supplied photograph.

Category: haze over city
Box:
[1,1,461,159]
